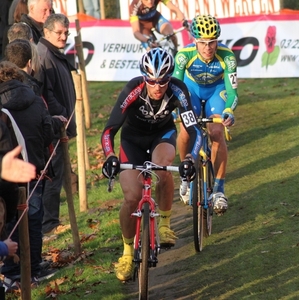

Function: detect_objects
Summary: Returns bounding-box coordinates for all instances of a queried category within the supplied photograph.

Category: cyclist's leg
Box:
[115,134,151,280]
[151,128,178,245]
[139,19,155,51]
[177,76,201,161]
[205,85,228,213]
[157,15,178,50]
[177,77,201,203]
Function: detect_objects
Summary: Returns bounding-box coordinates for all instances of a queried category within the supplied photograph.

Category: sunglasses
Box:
[145,77,170,87]
[195,39,218,47]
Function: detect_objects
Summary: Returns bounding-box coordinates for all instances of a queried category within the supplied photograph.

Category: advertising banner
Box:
[66,14,299,81]
[120,0,281,19]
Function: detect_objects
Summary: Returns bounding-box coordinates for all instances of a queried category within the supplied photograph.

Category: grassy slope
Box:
[19,78,299,300]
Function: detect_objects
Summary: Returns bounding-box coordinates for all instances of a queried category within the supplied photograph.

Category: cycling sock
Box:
[122,235,134,256]
[158,210,171,228]
[213,178,225,193]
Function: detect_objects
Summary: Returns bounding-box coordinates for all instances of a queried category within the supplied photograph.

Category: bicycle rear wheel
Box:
[139,202,150,300]
[192,158,205,252]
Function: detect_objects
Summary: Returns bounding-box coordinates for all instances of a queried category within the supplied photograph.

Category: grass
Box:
[6,78,299,299]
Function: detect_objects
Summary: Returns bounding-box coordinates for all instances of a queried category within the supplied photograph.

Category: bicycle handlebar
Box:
[120,163,179,172]
[153,26,188,44]
[197,117,222,124]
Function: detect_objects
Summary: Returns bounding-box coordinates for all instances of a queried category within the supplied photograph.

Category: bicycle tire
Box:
[139,202,150,300]
[192,158,205,252]
[206,160,214,236]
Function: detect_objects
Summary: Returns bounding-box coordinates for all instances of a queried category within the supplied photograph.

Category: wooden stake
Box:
[75,20,91,129]
[19,187,31,300]
[60,127,82,255]
[72,72,88,211]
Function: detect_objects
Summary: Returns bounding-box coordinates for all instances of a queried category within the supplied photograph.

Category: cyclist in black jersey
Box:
[101,48,200,282]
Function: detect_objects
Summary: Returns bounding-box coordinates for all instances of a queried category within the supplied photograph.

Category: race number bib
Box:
[180,110,197,127]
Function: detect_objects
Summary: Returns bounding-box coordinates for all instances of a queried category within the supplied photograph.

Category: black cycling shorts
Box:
[119,126,177,164]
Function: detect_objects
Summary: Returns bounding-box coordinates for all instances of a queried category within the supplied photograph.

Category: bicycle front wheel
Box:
[206,160,214,236]
[192,158,205,252]
[139,202,150,300]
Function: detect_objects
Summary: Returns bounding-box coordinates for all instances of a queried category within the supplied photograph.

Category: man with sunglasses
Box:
[173,15,238,215]
[101,48,200,281]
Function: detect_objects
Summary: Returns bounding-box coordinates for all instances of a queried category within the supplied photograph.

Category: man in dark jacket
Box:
[36,13,77,235]
[20,0,52,44]
[0,60,54,290]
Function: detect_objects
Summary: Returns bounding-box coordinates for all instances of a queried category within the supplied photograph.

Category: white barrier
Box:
[66,14,299,81]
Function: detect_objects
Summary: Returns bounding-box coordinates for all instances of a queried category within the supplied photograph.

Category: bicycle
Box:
[149,26,190,57]
[108,161,179,300]
[182,99,232,252]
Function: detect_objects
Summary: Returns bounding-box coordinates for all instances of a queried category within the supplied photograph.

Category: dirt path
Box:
[123,188,203,300]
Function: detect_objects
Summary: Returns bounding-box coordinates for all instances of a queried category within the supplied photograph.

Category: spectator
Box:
[0,116,20,225]
[0,0,12,60]
[83,0,101,19]
[2,0,29,57]
[5,39,41,94]
[20,0,52,44]
[36,13,76,235]
[7,21,33,43]
[7,23,41,78]
[0,195,18,261]
[8,0,28,25]
[0,60,54,291]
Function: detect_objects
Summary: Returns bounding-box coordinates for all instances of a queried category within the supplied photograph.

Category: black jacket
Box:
[0,79,54,175]
[36,38,77,139]
[0,116,19,225]
[20,14,43,44]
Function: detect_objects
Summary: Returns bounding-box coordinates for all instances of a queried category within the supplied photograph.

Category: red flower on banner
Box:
[265,26,276,53]
[262,26,280,70]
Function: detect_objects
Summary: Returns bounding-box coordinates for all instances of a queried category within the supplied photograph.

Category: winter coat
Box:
[0,79,54,175]
[36,37,77,139]
[20,14,43,44]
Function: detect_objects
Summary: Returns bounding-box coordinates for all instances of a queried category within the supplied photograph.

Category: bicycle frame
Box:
[150,26,189,57]
[131,165,160,268]
[116,162,179,299]
[190,99,229,252]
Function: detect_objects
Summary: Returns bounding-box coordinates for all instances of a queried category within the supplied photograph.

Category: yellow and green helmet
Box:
[190,15,221,39]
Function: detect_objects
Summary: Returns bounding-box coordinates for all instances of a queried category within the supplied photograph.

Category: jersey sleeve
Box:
[173,47,192,81]
[171,78,202,159]
[101,84,131,157]
[129,0,139,23]
[101,79,143,157]
[220,46,239,111]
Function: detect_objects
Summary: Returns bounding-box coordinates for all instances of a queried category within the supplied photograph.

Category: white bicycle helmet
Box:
[139,48,174,79]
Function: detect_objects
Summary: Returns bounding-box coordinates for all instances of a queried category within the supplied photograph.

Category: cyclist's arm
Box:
[101,79,144,157]
[222,49,238,111]
[130,18,149,43]
[173,50,189,80]
[101,86,130,157]
[164,0,185,21]
[171,78,201,160]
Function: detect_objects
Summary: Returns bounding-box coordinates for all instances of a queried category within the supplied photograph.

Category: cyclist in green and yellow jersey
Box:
[173,15,238,215]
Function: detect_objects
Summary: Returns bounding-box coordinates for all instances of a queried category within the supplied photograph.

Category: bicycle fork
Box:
[132,176,160,268]
[199,147,213,210]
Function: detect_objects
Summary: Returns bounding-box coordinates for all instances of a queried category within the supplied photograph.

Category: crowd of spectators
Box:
[0,0,77,293]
